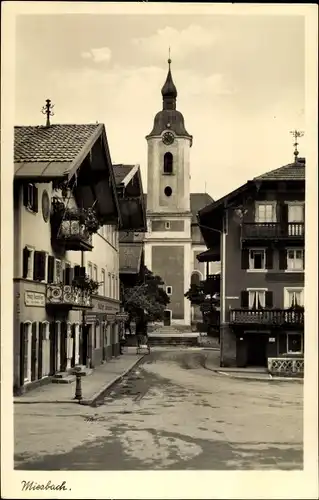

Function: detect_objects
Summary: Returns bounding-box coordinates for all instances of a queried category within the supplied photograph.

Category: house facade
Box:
[13,123,145,394]
[143,59,219,327]
[198,156,305,372]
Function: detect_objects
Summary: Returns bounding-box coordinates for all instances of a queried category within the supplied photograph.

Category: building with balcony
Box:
[13,121,145,394]
[197,155,305,372]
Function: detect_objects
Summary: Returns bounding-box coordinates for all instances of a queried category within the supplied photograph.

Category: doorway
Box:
[246,333,268,367]
[163,309,172,326]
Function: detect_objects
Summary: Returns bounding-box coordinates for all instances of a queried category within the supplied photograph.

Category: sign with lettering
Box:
[116,312,129,321]
[25,291,45,307]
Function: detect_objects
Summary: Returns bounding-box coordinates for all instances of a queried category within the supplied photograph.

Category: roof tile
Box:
[14,124,100,163]
[254,159,305,181]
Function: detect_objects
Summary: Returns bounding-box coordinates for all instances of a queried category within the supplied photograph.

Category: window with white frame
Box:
[101,269,106,296]
[93,265,98,282]
[23,322,32,382]
[287,333,303,353]
[287,249,304,271]
[288,203,304,222]
[112,275,115,298]
[22,246,34,279]
[166,286,172,295]
[55,259,62,284]
[249,249,266,270]
[87,263,93,279]
[108,272,111,298]
[248,290,266,309]
[284,288,304,308]
[165,221,171,230]
[255,202,276,222]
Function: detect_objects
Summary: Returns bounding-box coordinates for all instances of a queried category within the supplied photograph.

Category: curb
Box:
[206,367,303,383]
[79,354,147,406]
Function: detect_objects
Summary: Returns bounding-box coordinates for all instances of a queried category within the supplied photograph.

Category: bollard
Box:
[74,371,83,401]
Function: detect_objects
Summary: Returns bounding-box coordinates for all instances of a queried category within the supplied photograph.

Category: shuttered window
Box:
[33,251,46,281]
[23,183,38,212]
[47,256,55,283]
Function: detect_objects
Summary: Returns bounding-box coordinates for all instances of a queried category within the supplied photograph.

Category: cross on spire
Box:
[168,46,171,64]
[41,99,55,127]
[290,129,304,162]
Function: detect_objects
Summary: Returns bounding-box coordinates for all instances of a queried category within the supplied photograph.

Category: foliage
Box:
[52,198,101,235]
[185,283,220,326]
[122,266,170,322]
[72,275,101,294]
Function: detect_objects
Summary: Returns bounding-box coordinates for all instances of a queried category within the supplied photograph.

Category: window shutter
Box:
[38,323,43,379]
[23,184,29,207]
[281,203,288,227]
[79,266,86,277]
[279,249,287,270]
[33,186,39,213]
[33,251,41,280]
[265,248,273,269]
[31,323,37,381]
[241,291,249,308]
[22,247,30,278]
[265,291,273,308]
[38,252,46,281]
[47,256,55,283]
[65,267,72,285]
[19,323,26,387]
[74,265,81,278]
[241,249,250,269]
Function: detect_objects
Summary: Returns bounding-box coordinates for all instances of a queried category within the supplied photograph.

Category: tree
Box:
[122,266,170,323]
[184,283,220,333]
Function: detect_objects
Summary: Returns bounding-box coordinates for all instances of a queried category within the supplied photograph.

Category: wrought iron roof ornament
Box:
[290,129,304,162]
[41,99,55,127]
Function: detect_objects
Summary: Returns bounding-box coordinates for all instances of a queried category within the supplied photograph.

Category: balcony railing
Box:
[229,308,304,327]
[241,222,304,240]
[46,284,93,309]
[55,220,93,251]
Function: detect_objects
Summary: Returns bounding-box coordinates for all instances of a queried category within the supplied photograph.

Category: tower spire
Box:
[290,129,304,162]
[161,51,177,110]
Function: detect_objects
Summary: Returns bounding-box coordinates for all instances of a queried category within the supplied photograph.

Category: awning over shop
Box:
[196,248,220,263]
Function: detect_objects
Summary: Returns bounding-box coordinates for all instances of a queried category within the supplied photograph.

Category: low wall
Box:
[268,357,304,378]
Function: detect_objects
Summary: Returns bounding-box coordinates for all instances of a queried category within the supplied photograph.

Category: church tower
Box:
[144,58,193,326]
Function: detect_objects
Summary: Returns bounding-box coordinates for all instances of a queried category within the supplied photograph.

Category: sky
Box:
[15,13,305,200]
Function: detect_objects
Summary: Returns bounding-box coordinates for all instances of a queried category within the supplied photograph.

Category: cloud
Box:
[132,25,218,61]
[80,47,112,63]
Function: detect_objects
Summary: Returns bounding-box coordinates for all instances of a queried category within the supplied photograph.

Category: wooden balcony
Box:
[229,308,304,328]
[241,222,304,242]
[46,284,93,310]
[51,200,95,251]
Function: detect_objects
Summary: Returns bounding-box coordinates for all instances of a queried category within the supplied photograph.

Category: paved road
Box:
[15,349,303,470]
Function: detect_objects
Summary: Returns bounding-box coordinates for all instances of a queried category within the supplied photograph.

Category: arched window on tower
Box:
[163,152,173,174]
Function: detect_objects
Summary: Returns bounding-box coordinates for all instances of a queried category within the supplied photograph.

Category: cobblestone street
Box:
[15,349,303,470]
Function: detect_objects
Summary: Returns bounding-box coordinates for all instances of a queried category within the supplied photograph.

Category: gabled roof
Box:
[113,164,136,185]
[254,158,305,181]
[190,193,214,223]
[14,123,103,180]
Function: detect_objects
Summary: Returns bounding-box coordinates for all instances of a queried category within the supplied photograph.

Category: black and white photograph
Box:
[1,2,318,499]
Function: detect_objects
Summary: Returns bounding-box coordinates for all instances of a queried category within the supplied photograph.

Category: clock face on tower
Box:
[162,131,175,145]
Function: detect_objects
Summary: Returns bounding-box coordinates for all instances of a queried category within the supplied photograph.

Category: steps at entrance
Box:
[148,326,199,346]
[51,372,76,384]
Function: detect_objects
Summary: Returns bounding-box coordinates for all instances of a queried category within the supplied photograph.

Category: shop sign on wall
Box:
[24,291,46,307]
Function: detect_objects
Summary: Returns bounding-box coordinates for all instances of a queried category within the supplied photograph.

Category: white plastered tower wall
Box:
[144,58,193,326]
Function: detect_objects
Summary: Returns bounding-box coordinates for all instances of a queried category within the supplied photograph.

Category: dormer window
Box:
[163,152,173,174]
